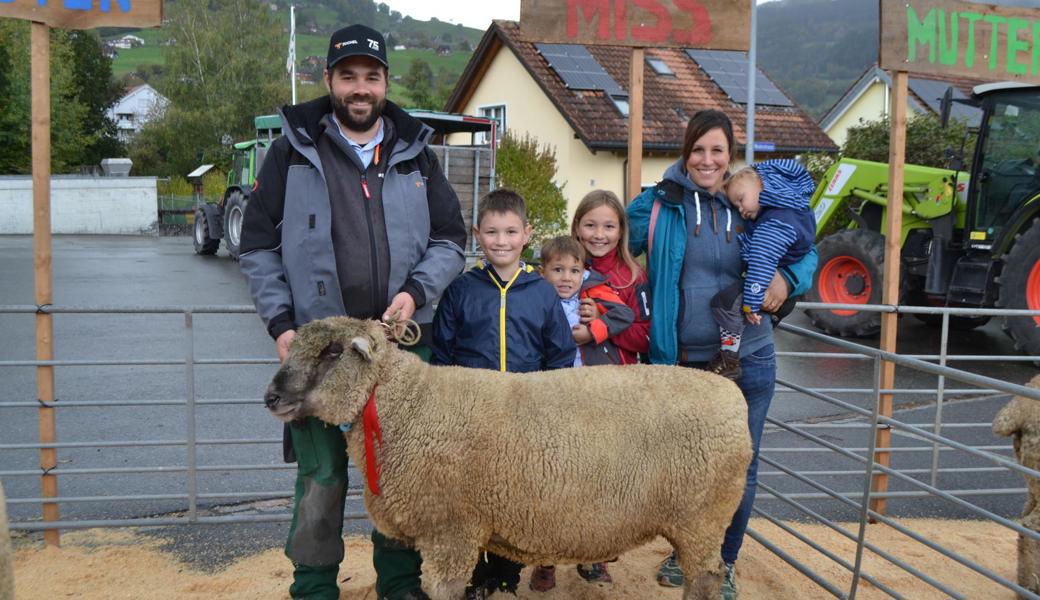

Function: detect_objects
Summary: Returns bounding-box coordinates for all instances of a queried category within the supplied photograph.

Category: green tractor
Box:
[805,82,1040,356]
[193,115,282,260]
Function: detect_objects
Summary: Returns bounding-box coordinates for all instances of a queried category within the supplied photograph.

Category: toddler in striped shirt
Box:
[707,159,818,380]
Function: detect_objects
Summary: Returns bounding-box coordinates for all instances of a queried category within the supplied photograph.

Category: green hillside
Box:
[102,0,484,107]
[757,0,879,120]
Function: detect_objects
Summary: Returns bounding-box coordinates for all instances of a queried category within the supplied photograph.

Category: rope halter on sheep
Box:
[380,314,420,347]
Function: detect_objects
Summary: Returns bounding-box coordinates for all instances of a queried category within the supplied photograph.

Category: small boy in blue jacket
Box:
[708,159,818,380]
[431,188,576,597]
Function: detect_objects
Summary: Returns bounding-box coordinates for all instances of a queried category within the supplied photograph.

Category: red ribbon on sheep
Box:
[363,385,383,496]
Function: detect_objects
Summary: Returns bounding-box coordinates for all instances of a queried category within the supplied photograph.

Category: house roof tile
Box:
[446,21,837,154]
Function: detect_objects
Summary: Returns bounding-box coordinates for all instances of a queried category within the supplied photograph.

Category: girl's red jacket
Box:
[590,250,650,364]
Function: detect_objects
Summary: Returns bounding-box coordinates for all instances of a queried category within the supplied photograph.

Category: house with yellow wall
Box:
[820,65,984,149]
[444,20,836,220]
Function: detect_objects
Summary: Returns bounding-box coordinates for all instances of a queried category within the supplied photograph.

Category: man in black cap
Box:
[240,23,467,600]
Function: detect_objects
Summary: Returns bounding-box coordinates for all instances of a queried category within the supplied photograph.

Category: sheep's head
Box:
[264,317,388,426]
[993,374,1040,440]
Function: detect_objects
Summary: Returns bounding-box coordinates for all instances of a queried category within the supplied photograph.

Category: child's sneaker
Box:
[720,561,738,600]
[528,565,556,592]
[576,562,613,586]
[655,552,684,587]
[465,581,516,599]
[708,350,742,381]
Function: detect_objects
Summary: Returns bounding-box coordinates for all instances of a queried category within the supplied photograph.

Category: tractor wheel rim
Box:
[228,206,242,248]
[1028,259,1040,327]
[194,217,205,244]
[818,256,871,317]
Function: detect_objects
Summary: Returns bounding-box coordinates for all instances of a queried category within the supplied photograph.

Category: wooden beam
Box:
[626,47,644,204]
[871,70,908,517]
[31,21,58,547]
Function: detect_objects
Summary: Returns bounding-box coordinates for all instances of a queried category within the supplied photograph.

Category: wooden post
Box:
[31,21,59,546]
[870,70,907,516]
[625,47,644,204]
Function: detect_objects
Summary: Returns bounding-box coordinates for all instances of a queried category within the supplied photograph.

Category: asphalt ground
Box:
[0,235,1036,569]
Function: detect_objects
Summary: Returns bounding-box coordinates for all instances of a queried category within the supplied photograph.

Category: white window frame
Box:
[477,103,506,145]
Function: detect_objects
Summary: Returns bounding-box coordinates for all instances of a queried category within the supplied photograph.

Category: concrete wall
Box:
[0,176,158,234]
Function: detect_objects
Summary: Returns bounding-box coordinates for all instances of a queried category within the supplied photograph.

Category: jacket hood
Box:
[753,159,816,211]
[279,96,431,150]
[581,268,609,291]
[660,159,731,207]
[470,262,543,288]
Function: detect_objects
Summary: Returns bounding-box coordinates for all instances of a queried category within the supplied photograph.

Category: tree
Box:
[131,0,287,176]
[495,133,568,256]
[67,31,125,166]
[842,113,973,169]
[402,58,436,110]
[0,21,88,174]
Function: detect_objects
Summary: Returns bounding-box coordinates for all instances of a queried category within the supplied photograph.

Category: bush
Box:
[157,170,226,202]
[494,133,568,258]
[842,113,973,168]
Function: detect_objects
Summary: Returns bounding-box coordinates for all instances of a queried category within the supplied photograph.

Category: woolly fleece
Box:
[267,317,753,600]
[993,373,1040,599]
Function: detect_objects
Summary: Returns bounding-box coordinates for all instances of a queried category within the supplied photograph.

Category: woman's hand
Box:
[761,272,790,313]
[578,298,597,324]
[572,324,594,345]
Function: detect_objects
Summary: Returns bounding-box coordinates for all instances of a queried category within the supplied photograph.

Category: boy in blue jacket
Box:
[431,188,576,598]
[708,159,818,380]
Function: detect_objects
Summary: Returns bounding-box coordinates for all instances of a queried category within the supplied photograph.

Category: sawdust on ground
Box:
[11,519,1020,599]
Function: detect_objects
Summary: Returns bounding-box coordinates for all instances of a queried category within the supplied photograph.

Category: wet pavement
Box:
[0,235,1036,566]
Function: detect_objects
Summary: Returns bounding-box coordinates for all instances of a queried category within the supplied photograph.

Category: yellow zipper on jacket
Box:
[486,266,523,372]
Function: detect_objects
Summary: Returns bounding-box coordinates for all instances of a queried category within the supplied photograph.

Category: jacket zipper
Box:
[360,171,382,314]
[487,267,524,372]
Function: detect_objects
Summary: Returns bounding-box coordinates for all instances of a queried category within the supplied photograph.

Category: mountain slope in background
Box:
[757,0,879,120]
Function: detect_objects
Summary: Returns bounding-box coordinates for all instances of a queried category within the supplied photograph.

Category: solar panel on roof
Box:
[908,78,982,127]
[535,43,626,97]
[685,49,793,107]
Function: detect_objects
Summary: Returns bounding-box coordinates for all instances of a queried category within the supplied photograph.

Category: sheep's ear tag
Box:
[351,337,373,361]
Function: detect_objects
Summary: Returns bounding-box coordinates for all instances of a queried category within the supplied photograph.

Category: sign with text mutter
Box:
[0,0,162,29]
[880,0,1040,85]
[520,0,750,50]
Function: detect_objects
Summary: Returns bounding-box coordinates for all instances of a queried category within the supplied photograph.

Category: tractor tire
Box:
[805,229,885,337]
[193,207,219,255]
[997,217,1040,359]
[223,191,246,261]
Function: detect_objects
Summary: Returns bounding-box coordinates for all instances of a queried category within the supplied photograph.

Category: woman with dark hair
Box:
[626,110,818,599]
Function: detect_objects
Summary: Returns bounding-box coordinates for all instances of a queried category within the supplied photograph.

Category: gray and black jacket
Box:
[239,96,467,341]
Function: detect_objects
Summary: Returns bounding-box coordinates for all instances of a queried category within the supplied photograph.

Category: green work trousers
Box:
[285,345,429,600]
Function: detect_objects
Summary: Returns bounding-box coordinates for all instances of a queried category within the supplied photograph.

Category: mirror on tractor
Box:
[939,86,953,128]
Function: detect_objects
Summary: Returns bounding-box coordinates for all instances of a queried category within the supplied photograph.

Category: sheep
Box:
[992,374,1040,599]
[264,316,752,600]
[0,481,13,600]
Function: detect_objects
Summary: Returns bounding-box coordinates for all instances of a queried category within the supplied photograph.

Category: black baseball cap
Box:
[327,24,388,70]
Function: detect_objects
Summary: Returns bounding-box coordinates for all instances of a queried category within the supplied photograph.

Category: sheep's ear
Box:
[351,337,373,361]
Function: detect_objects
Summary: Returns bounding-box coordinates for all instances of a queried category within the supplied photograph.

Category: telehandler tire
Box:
[805,229,885,337]
[997,217,1040,361]
[193,208,220,256]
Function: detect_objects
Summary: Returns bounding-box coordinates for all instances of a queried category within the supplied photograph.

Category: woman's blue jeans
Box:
[721,343,776,564]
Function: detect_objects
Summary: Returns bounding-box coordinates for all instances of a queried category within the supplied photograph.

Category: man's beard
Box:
[332,93,385,132]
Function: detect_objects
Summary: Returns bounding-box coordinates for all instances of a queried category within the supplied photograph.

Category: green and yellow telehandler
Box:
[805,82,1040,357]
